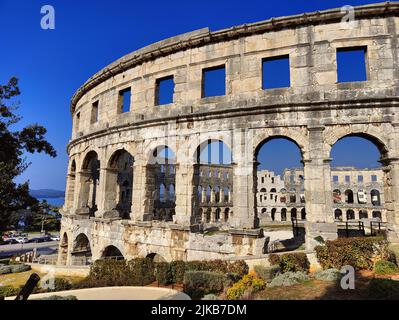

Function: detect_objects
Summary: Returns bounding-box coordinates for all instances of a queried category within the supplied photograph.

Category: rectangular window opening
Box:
[155,76,174,105]
[358,175,364,183]
[262,55,290,89]
[91,101,99,124]
[372,175,377,182]
[75,112,80,132]
[337,46,367,83]
[119,88,131,113]
[202,65,226,98]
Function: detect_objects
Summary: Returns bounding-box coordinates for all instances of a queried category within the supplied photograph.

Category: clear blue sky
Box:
[0,0,384,190]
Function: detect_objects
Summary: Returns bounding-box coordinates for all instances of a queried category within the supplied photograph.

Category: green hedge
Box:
[185,260,248,278]
[183,271,231,299]
[253,265,280,282]
[315,237,389,270]
[155,262,173,285]
[268,253,309,273]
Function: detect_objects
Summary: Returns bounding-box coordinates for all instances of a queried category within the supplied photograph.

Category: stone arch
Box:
[101,245,124,260]
[345,189,354,204]
[301,208,306,220]
[65,159,77,210]
[334,209,343,221]
[290,208,297,220]
[146,252,167,263]
[104,149,135,219]
[72,233,92,265]
[346,209,355,220]
[281,208,287,221]
[370,189,381,206]
[271,208,276,221]
[78,150,100,216]
[359,210,368,219]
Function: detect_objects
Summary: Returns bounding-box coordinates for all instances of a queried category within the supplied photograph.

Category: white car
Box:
[15,237,29,244]
[49,235,60,241]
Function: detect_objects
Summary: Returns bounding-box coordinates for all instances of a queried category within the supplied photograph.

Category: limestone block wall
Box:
[60,3,399,263]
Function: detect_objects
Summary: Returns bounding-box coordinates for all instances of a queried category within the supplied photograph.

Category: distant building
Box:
[257,167,385,224]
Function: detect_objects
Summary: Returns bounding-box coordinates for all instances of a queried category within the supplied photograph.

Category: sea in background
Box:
[37,197,65,207]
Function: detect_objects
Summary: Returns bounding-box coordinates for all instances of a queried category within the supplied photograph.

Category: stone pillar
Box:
[210,208,216,223]
[96,168,120,218]
[383,158,399,241]
[75,170,91,215]
[230,130,256,229]
[131,161,152,221]
[173,164,195,225]
[304,126,337,250]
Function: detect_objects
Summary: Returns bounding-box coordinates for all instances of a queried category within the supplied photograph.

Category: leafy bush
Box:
[315,237,389,270]
[226,274,265,300]
[268,253,309,273]
[10,264,31,273]
[183,271,230,299]
[253,265,280,282]
[43,278,72,292]
[185,260,248,278]
[155,262,173,285]
[170,261,186,284]
[267,271,310,288]
[0,265,12,275]
[0,286,20,297]
[368,278,399,299]
[374,260,398,275]
[313,268,341,282]
[82,258,155,287]
[128,258,155,285]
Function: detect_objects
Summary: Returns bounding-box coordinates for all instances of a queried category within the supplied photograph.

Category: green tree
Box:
[0,77,56,230]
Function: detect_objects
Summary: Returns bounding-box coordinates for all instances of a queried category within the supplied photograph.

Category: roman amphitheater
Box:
[58,2,399,266]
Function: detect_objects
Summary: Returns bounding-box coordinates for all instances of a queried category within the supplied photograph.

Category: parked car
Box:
[29,237,46,243]
[3,238,18,244]
[49,235,60,241]
[15,237,29,243]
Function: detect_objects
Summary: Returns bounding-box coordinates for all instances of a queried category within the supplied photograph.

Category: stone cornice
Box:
[69,2,399,113]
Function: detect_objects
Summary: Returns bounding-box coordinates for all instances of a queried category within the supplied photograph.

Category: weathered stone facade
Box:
[59,3,399,265]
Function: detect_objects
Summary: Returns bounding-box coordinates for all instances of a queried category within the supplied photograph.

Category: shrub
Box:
[0,286,20,297]
[253,265,280,282]
[0,265,12,275]
[267,272,309,288]
[9,264,31,273]
[268,253,309,273]
[43,278,72,292]
[202,294,218,300]
[226,274,265,300]
[315,237,389,270]
[170,260,185,284]
[374,260,398,275]
[185,260,248,278]
[183,271,230,299]
[155,262,173,285]
[128,258,155,285]
[313,268,341,282]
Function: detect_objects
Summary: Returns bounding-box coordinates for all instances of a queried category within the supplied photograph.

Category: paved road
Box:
[0,241,59,257]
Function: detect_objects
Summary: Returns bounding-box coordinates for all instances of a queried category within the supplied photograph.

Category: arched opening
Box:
[271,208,276,221]
[148,146,176,222]
[346,209,355,220]
[147,253,166,263]
[107,149,134,219]
[224,208,230,222]
[59,233,68,265]
[334,209,343,221]
[370,189,381,206]
[301,208,306,220]
[72,234,92,266]
[79,151,100,216]
[194,140,232,225]
[359,210,368,219]
[255,137,303,225]
[330,134,387,223]
[333,189,342,204]
[372,211,382,220]
[281,208,287,222]
[345,190,354,204]
[102,245,124,260]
